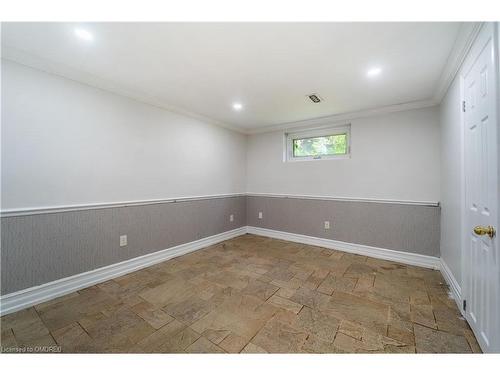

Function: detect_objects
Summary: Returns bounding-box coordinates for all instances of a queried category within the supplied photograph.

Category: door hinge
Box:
[463,300,467,311]
[462,100,466,112]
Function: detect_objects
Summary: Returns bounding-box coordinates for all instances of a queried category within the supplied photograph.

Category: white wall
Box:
[1,60,247,210]
[246,107,441,202]
[439,76,463,283]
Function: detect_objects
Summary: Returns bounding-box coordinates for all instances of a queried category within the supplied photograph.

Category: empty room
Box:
[1,2,499,369]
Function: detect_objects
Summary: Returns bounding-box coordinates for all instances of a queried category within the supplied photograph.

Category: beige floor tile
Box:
[34,292,81,311]
[202,328,231,344]
[339,319,407,352]
[52,322,93,353]
[384,344,416,353]
[185,336,225,353]
[275,287,296,299]
[387,323,414,346]
[137,308,174,329]
[241,279,279,300]
[288,265,314,281]
[265,267,295,282]
[1,235,480,354]
[410,290,430,305]
[37,289,118,331]
[414,324,472,353]
[0,329,18,349]
[134,319,186,352]
[129,300,155,314]
[428,291,459,310]
[410,304,437,329]
[23,334,57,349]
[138,278,198,307]
[354,276,375,293]
[317,274,357,295]
[103,325,155,353]
[289,286,332,310]
[316,274,336,295]
[361,326,407,350]
[267,295,303,314]
[333,332,380,353]
[339,320,363,340]
[219,333,249,353]
[251,316,308,353]
[81,310,155,353]
[295,307,340,343]
[271,277,304,290]
[2,307,42,331]
[433,306,469,335]
[389,301,412,322]
[160,327,201,353]
[341,253,368,263]
[301,334,344,353]
[3,309,53,347]
[79,307,143,339]
[206,270,255,290]
[463,328,482,353]
[322,291,390,335]
[190,294,277,340]
[241,342,268,353]
[163,296,215,325]
[371,277,414,304]
[303,268,329,290]
[344,263,378,278]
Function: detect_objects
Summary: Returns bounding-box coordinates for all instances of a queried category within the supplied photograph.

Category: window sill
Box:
[285,154,351,162]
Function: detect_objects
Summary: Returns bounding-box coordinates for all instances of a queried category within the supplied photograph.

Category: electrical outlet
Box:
[258,212,263,219]
[229,214,234,222]
[324,221,330,230]
[119,235,127,247]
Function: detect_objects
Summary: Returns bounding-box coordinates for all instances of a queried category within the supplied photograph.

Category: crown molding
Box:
[432,22,483,102]
[243,23,483,135]
[4,23,480,136]
[1,47,246,135]
[2,50,438,136]
[243,98,439,134]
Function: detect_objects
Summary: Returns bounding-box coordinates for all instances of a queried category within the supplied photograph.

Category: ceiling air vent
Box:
[307,94,322,103]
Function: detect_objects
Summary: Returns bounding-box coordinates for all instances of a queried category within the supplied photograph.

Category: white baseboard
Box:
[247,227,465,312]
[246,226,441,270]
[0,225,450,317]
[0,227,246,316]
[439,258,463,312]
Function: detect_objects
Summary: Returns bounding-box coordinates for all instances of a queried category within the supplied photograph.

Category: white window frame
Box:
[285,124,351,162]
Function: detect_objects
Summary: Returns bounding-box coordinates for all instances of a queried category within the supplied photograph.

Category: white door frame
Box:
[460,22,500,353]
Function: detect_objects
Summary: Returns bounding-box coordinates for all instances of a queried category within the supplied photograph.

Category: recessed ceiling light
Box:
[74,28,93,42]
[366,67,382,77]
[232,102,243,111]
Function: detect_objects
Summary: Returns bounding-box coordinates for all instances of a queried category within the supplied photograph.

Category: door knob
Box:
[473,226,496,238]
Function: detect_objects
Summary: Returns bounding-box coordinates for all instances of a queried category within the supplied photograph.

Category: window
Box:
[285,125,350,162]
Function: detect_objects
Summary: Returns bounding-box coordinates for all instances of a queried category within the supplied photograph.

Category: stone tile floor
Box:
[0,234,482,353]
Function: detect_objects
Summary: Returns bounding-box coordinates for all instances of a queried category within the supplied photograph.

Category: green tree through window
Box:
[293,133,347,157]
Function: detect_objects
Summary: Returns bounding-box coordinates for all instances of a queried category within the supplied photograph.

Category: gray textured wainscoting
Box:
[1,194,441,296]
[0,196,246,294]
[246,196,440,257]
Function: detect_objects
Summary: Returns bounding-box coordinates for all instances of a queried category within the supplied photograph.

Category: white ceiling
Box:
[1,22,463,132]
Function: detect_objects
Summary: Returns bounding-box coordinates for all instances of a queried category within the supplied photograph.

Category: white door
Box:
[463,23,499,353]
